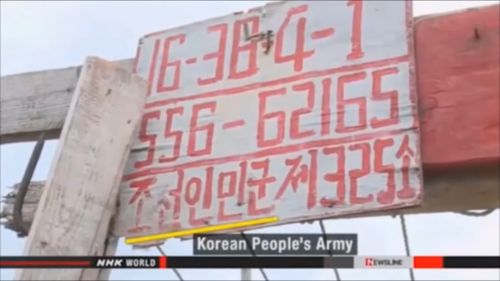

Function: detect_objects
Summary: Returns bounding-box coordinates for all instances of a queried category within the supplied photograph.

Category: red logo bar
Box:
[159,256,168,268]
[413,256,443,268]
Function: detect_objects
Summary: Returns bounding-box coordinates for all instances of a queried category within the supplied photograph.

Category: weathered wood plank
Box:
[15,57,147,281]
[416,4,500,167]
[0,59,134,144]
[0,66,79,144]
[0,181,43,235]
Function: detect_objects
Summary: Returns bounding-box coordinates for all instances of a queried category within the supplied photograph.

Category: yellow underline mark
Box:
[125,216,279,245]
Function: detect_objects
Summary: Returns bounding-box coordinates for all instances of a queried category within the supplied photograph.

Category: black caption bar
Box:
[0,256,498,269]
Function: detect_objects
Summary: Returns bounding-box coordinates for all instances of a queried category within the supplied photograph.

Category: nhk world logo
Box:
[365,257,404,267]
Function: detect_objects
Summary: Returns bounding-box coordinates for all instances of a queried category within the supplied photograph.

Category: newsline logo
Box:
[365,257,403,267]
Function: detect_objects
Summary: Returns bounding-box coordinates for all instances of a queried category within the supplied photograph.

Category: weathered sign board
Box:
[114,0,422,238]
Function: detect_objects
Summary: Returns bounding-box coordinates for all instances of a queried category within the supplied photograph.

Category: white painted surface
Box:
[114,1,421,238]
[0,60,134,144]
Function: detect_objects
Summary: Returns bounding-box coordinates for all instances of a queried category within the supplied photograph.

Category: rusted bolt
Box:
[474,27,480,40]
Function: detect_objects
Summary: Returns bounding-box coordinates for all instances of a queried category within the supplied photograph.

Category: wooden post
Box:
[15,57,147,281]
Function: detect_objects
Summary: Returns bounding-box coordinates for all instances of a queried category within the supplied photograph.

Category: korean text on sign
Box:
[115,0,422,238]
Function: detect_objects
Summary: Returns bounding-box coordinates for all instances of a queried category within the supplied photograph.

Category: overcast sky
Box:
[1,1,499,281]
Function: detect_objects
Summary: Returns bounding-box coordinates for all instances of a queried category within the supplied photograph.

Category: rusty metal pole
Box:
[241,268,251,281]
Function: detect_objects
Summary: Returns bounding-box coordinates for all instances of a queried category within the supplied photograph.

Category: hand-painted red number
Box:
[159,107,184,163]
[321,146,346,207]
[371,67,400,128]
[257,88,286,147]
[290,81,315,139]
[188,102,216,156]
[348,142,373,204]
[198,24,228,85]
[320,78,333,136]
[157,34,185,93]
[229,16,260,79]
[134,111,160,169]
[374,138,396,205]
[336,72,368,133]
[274,4,315,72]
[347,0,364,60]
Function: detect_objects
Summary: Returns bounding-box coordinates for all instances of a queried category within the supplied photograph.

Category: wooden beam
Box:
[416,5,500,167]
[2,163,498,234]
[15,57,147,281]
[0,59,134,144]
[0,181,43,234]
[1,5,498,168]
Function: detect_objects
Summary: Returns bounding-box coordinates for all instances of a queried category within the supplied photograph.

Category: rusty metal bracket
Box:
[457,209,495,217]
[13,132,46,237]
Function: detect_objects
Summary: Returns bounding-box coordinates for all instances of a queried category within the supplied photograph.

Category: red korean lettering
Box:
[247,159,276,216]
[374,138,396,204]
[198,24,228,85]
[167,170,185,226]
[185,177,202,205]
[274,156,305,200]
[217,171,241,222]
[371,67,400,128]
[159,107,184,163]
[157,34,186,93]
[127,177,156,234]
[188,101,216,157]
[396,135,417,199]
[257,88,286,148]
[347,0,364,60]
[203,167,214,210]
[229,16,259,79]
[290,81,315,139]
[157,194,181,232]
[182,168,214,227]
[348,142,373,204]
[275,150,318,209]
[336,72,367,133]
[321,146,346,207]
[134,111,160,169]
[237,161,248,205]
[157,180,182,232]
[157,196,170,232]
[274,4,315,72]
[216,162,248,222]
